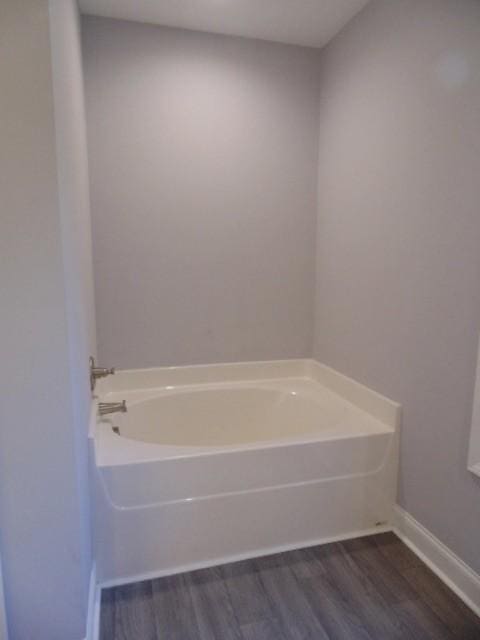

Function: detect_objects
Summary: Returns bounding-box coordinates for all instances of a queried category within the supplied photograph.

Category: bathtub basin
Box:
[92,359,400,586]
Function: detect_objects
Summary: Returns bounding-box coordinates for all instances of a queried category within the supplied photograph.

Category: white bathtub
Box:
[92,359,400,586]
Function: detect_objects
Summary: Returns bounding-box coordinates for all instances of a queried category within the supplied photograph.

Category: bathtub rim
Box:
[96,378,397,466]
[95,417,395,466]
[91,358,401,467]
[95,358,401,429]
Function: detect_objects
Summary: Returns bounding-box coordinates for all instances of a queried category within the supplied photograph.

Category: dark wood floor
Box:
[100,533,480,639]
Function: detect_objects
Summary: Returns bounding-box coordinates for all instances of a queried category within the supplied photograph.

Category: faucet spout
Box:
[98,401,127,416]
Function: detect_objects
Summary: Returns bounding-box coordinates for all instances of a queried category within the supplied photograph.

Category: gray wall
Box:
[82,17,321,369]
[0,0,95,637]
[314,0,480,572]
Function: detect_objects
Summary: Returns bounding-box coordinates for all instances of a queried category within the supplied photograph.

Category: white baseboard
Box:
[393,505,480,617]
[85,564,101,640]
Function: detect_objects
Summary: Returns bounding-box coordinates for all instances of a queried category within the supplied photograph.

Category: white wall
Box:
[49,0,97,619]
[82,17,321,369]
[0,0,95,637]
[314,0,480,572]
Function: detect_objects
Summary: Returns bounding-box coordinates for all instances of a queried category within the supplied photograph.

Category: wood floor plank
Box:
[313,541,419,639]
[151,573,200,640]
[240,617,288,640]
[100,534,480,640]
[253,557,331,640]
[219,559,275,626]
[308,542,379,606]
[372,532,423,571]
[403,564,480,639]
[113,581,157,640]
[100,588,115,639]
[286,546,329,580]
[300,573,374,640]
[392,599,457,640]
[185,566,243,640]
[340,536,419,604]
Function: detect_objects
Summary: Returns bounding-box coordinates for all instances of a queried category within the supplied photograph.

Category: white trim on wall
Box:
[393,506,480,617]
[85,564,100,640]
[0,551,8,640]
[468,335,480,476]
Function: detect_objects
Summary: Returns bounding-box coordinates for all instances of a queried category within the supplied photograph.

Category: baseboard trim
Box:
[85,564,101,640]
[393,505,480,617]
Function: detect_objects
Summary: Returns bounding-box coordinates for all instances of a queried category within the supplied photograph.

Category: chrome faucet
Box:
[90,356,115,391]
[98,401,127,416]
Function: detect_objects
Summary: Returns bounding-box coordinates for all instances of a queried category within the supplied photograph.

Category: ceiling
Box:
[78,0,370,49]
